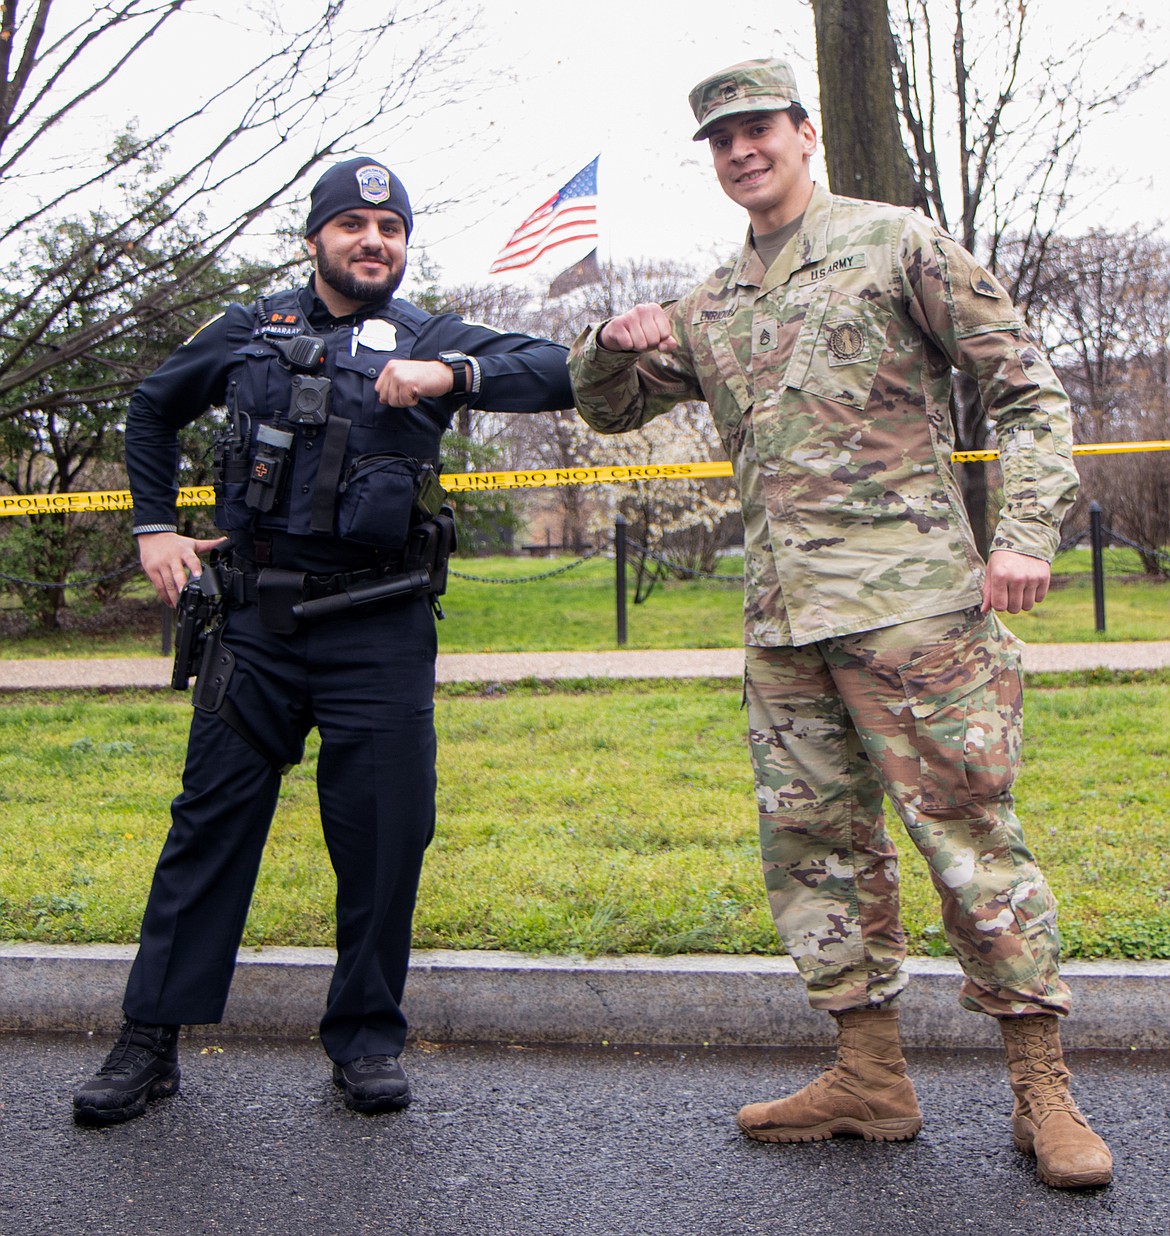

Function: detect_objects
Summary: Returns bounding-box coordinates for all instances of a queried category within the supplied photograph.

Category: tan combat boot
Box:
[737,1007,923,1143]
[999,1014,1113,1189]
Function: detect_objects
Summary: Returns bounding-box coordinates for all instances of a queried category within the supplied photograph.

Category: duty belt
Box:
[216,559,405,607]
[213,552,428,634]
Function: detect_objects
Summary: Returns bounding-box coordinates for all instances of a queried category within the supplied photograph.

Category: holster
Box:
[191,626,235,713]
[406,506,457,598]
[187,586,297,774]
[171,564,224,690]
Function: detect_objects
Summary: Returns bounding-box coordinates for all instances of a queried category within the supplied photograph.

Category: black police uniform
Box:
[122,281,572,1065]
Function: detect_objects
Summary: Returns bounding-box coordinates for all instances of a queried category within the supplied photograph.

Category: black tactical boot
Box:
[73,1018,181,1125]
[332,1055,411,1112]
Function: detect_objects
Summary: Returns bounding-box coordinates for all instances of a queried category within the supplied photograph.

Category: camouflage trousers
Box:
[745,607,1070,1019]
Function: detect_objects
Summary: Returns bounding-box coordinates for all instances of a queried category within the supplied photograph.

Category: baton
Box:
[291,568,432,621]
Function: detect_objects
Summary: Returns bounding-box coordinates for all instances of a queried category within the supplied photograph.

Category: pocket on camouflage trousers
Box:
[896,615,1023,811]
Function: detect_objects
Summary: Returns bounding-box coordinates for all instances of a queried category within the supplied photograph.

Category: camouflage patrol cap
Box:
[688,57,802,141]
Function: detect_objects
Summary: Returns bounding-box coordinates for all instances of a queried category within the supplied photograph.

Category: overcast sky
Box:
[47,0,1170,292]
[401,0,1170,290]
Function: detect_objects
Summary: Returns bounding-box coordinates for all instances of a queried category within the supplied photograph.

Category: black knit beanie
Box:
[304,157,413,239]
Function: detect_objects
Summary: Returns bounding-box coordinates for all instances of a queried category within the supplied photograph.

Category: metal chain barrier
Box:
[625,538,741,583]
[449,543,606,584]
[1057,528,1170,571]
[1103,528,1170,570]
[0,563,139,590]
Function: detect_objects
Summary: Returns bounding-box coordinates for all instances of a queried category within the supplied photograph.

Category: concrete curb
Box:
[2,944,1167,1049]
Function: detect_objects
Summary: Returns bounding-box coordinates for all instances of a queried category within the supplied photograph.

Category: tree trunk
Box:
[812,0,922,208]
[814,0,989,556]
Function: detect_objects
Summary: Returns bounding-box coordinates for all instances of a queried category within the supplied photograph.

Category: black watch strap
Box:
[439,351,472,396]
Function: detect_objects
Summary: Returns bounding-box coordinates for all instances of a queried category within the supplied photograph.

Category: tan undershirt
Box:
[751,213,805,271]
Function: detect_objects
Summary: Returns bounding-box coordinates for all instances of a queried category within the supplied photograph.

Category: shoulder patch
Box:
[970,267,1003,298]
[183,313,225,347]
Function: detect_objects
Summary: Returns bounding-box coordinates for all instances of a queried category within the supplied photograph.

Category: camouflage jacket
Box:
[568,182,1079,646]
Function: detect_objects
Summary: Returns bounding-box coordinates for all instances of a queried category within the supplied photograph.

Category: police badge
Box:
[355,164,391,204]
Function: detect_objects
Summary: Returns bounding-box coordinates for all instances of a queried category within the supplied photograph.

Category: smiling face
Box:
[707,110,817,234]
[305,208,407,316]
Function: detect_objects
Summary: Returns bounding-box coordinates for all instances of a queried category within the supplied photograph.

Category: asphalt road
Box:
[1,1033,1164,1236]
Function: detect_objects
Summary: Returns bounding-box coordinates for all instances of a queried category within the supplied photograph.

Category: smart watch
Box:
[438,351,473,397]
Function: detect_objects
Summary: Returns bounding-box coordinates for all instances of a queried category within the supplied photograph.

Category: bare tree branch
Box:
[0,0,475,402]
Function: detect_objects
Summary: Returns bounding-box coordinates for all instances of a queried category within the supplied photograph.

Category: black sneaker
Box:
[332,1054,411,1112]
[73,1018,181,1126]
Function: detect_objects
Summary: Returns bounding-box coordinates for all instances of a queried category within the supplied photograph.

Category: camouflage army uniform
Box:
[569,181,1079,1018]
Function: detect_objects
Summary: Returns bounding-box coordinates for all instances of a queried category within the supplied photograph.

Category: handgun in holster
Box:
[171,564,225,690]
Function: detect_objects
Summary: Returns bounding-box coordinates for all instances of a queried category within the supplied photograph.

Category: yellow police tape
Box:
[3,441,1168,516]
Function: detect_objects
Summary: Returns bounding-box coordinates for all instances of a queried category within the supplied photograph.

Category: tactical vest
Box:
[213,289,449,550]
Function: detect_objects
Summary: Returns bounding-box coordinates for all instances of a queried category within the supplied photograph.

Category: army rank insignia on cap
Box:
[970,267,1003,298]
[356,164,391,204]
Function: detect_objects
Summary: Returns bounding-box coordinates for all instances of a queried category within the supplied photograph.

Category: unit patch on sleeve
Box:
[970,267,1004,298]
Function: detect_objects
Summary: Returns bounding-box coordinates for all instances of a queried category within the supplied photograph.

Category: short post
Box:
[160,603,173,656]
[1089,500,1106,633]
[614,514,628,647]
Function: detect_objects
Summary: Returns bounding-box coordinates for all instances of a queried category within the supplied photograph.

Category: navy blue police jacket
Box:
[124,281,573,561]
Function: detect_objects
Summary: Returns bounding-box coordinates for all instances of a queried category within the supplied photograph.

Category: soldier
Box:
[568,58,1112,1189]
[73,157,573,1124]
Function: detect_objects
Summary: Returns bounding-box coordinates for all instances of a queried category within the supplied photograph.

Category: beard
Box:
[314,237,404,305]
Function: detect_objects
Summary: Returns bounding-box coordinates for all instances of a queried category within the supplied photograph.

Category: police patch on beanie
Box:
[304,156,414,237]
[356,164,391,205]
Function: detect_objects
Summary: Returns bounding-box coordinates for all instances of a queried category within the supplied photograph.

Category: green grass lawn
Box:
[3,674,1168,960]
[2,548,1167,657]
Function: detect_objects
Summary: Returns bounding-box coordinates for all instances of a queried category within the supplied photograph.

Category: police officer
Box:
[568,60,1112,1189]
[74,157,573,1124]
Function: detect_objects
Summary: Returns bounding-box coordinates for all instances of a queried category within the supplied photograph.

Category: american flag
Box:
[489,157,599,275]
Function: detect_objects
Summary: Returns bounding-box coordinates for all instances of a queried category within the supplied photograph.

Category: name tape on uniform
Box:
[3,443,1168,516]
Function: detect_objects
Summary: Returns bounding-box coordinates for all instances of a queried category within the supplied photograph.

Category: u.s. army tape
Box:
[3,442,1167,515]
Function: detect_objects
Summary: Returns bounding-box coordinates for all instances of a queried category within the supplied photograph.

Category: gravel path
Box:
[2,641,1170,690]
